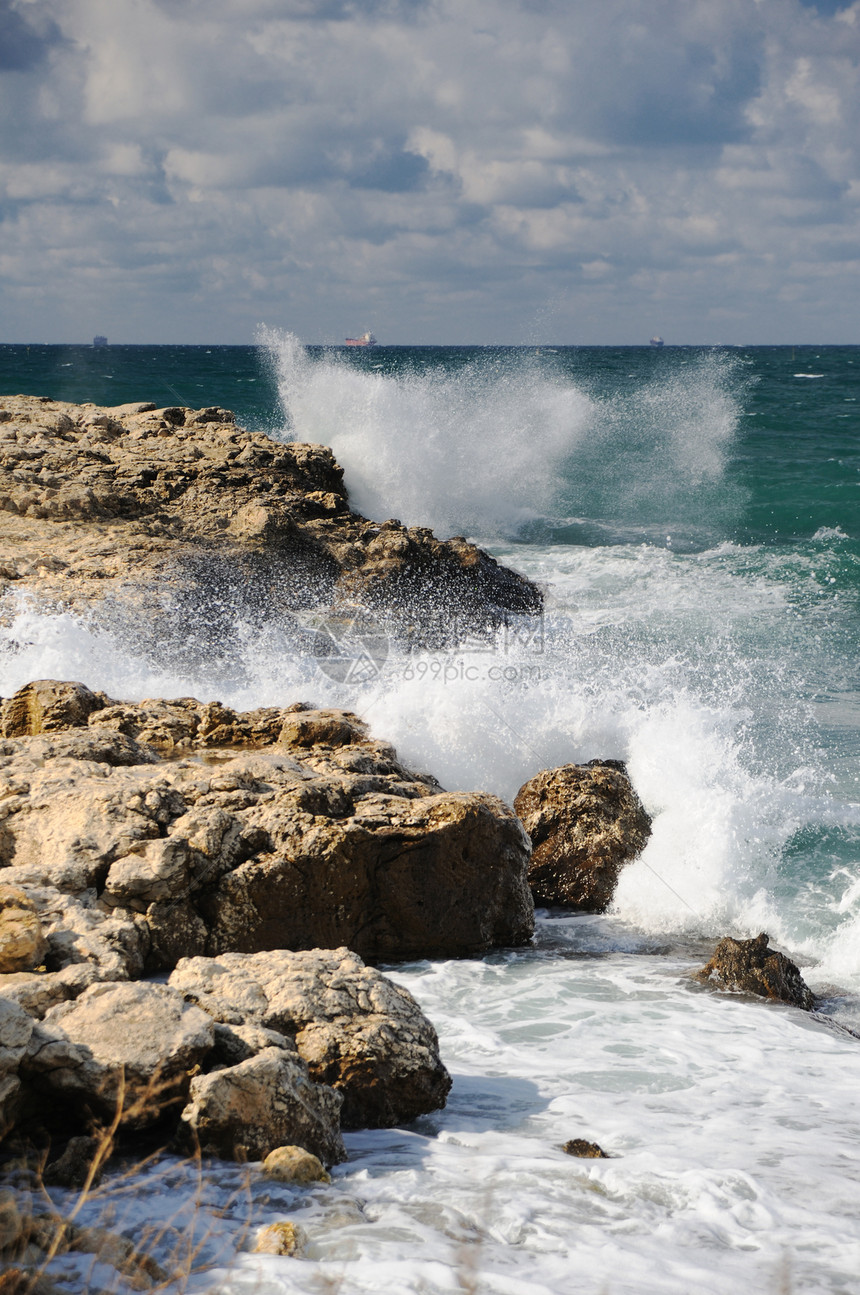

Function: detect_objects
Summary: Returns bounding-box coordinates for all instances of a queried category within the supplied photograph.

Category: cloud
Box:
[0,0,859,341]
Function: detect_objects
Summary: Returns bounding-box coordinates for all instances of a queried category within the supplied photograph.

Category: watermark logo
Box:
[312,606,389,684]
[310,607,545,686]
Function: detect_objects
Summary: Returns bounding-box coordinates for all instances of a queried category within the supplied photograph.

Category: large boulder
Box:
[696,933,815,1009]
[0,688,534,968]
[169,946,452,1128]
[0,396,540,648]
[180,1047,346,1167]
[23,981,215,1127]
[514,761,651,911]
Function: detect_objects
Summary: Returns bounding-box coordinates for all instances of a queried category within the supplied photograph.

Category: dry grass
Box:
[0,1069,256,1295]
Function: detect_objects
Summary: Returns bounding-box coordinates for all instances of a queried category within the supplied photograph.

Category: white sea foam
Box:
[259,330,745,545]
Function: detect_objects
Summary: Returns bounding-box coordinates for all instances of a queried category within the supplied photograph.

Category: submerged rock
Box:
[514,761,651,911]
[252,1221,306,1257]
[0,395,541,651]
[0,686,534,968]
[696,932,815,1009]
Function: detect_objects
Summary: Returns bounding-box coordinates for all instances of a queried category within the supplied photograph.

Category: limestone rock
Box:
[180,1046,345,1166]
[696,932,815,1009]
[0,688,533,966]
[262,1145,331,1185]
[0,395,541,651]
[514,761,651,911]
[0,964,100,1020]
[0,680,106,738]
[25,981,214,1127]
[170,947,452,1128]
[0,886,45,973]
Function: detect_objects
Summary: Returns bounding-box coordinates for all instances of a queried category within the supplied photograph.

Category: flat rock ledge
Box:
[514,761,652,911]
[0,394,541,652]
[696,932,815,1010]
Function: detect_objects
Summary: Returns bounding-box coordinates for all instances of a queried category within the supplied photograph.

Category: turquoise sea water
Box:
[1,339,859,1293]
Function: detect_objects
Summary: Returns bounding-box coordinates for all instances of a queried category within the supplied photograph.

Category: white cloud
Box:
[0,0,859,341]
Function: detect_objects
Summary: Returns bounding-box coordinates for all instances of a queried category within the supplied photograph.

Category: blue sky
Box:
[1,0,858,344]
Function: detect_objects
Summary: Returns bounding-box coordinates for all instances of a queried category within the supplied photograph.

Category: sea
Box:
[0,337,859,1294]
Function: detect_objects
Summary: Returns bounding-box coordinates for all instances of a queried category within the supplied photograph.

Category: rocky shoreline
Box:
[0,395,541,658]
[0,394,818,1289]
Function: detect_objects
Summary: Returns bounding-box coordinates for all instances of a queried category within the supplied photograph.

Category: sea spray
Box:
[260,328,747,549]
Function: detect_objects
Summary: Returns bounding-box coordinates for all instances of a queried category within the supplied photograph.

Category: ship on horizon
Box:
[344,332,377,347]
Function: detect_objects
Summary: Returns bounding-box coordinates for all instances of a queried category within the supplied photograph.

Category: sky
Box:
[0,0,858,345]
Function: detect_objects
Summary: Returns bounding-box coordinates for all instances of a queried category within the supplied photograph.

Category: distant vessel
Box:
[345,332,377,347]
[650,336,664,348]
[93,335,108,347]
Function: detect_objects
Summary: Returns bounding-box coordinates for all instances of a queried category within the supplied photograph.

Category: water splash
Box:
[259,329,746,547]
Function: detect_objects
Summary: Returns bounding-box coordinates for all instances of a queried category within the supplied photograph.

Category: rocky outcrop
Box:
[169,947,452,1128]
[514,761,651,911]
[0,680,505,1164]
[696,932,815,1009]
[0,395,541,652]
[0,683,534,969]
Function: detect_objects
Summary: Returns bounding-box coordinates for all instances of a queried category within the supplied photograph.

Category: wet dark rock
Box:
[561,1139,609,1159]
[514,762,651,911]
[696,932,815,1009]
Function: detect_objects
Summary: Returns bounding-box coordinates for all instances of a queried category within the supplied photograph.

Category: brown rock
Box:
[170,947,452,1129]
[0,395,541,651]
[180,1047,345,1166]
[43,1135,105,1189]
[0,887,46,974]
[514,761,651,911]
[0,690,533,967]
[696,932,815,1009]
[561,1138,609,1159]
[252,1221,306,1256]
[262,1145,331,1185]
[25,981,215,1127]
[0,681,106,739]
